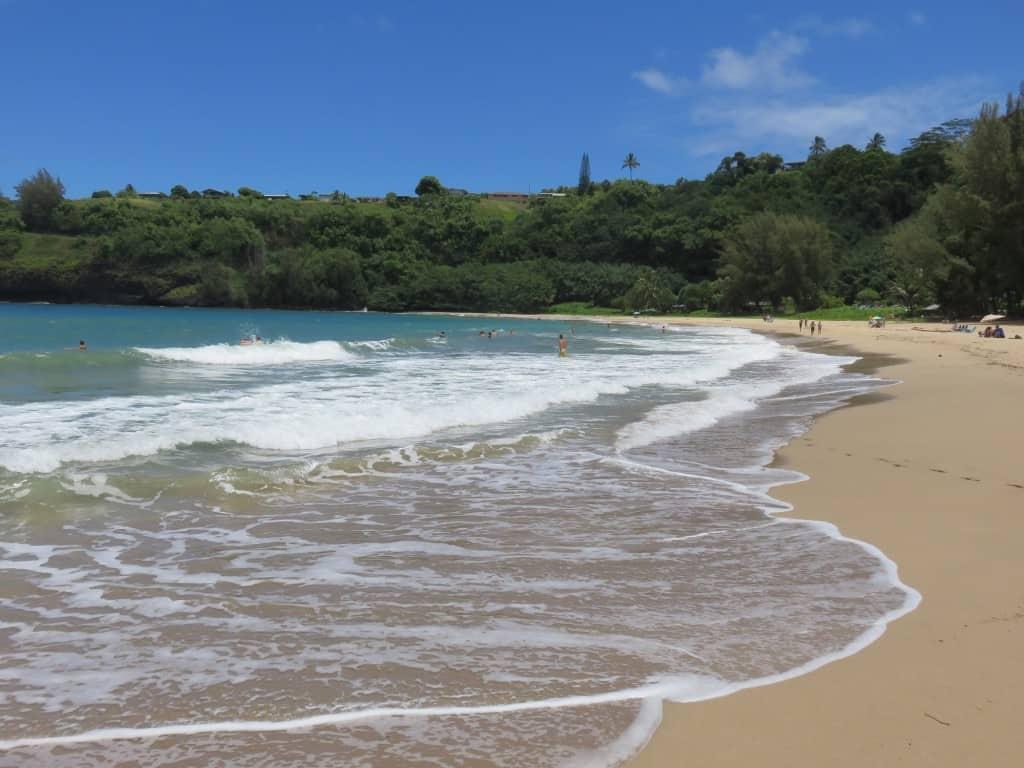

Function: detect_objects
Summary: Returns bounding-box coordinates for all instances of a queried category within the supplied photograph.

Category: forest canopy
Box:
[2,89,1022,317]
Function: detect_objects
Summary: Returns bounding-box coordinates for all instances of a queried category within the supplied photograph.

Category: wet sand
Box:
[626,318,1024,767]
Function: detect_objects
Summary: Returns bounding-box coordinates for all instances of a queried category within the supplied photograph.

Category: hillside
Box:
[2,98,1022,317]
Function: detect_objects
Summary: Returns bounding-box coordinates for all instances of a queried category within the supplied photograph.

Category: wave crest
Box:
[135,340,356,365]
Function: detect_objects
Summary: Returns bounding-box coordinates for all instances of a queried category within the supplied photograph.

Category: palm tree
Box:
[808,136,828,159]
[622,152,640,180]
[866,132,887,151]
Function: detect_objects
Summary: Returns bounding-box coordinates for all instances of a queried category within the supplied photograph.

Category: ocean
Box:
[0,303,917,767]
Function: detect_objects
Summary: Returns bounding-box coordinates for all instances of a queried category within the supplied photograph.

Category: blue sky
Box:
[1,0,1019,198]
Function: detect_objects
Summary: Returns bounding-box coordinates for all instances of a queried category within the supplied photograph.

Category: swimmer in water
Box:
[78,340,87,351]
[558,334,568,357]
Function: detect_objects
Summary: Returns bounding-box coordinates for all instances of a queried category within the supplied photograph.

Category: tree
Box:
[719,212,833,311]
[679,280,714,310]
[415,176,444,196]
[622,153,640,180]
[884,214,958,312]
[170,185,190,199]
[866,133,887,151]
[808,136,828,158]
[91,190,113,199]
[623,270,673,312]
[194,217,266,269]
[856,287,881,305]
[578,152,591,196]
[238,187,264,199]
[954,92,1024,312]
[117,184,137,198]
[15,169,65,232]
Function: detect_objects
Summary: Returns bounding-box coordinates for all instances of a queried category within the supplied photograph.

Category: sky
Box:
[0,0,1020,198]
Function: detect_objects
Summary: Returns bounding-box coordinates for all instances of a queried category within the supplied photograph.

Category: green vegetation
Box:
[547,302,623,315]
[1,88,1022,317]
[14,169,65,232]
[792,305,905,321]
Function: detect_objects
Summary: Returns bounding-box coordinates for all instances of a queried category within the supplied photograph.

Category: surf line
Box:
[0,680,688,750]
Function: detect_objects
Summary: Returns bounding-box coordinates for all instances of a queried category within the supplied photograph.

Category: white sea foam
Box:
[0,328,782,473]
[0,320,921,768]
[614,348,850,452]
[0,677,716,751]
[345,338,394,351]
[134,340,356,365]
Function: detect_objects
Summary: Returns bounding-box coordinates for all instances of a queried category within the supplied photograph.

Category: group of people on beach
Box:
[798,318,823,335]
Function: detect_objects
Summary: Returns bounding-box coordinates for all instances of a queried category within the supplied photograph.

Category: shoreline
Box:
[444,311,1024,765]
[621,316,1024,767]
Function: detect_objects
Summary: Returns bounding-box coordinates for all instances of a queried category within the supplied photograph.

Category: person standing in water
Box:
[558,334,568,358]
[78,340,87,351]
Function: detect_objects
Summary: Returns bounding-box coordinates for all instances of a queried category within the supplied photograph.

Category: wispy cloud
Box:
[633,16,876,97]
[632,68,687,95]
[629,15,985,159]
[690,77,986,156]
[702,31,814,90]
[909,11,927,26]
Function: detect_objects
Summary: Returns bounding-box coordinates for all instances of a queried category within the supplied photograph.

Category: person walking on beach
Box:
[558,334,568,358]
[818,321,823,336]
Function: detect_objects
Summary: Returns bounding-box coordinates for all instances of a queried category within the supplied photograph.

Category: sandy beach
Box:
[622,317,1024,767]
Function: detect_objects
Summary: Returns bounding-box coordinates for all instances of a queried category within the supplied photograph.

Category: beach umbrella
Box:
[980,314,1005,323]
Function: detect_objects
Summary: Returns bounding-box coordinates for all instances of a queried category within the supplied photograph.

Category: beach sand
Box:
[624,318,1024,767]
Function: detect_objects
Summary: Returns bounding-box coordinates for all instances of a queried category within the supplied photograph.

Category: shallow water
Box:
[0,304,916,766]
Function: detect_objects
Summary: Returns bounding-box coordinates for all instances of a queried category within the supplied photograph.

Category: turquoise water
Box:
[0,304,561,405]
[0,303,916,767]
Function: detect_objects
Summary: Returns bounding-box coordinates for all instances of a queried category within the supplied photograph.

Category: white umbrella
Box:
[980,314,1005,323]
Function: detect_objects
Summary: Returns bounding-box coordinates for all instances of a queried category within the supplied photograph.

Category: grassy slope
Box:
[477,198,526,221]
[7,232,87,269]
[0,233,92,300]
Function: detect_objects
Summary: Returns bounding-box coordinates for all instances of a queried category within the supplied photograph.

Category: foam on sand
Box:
[0,677,711,751]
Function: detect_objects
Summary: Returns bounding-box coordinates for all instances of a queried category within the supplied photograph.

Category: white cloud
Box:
[701,32,815,90]
[690,77,986,155]
[909,11,927,26]
[633,17,876,98]
[632,68,687,95]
